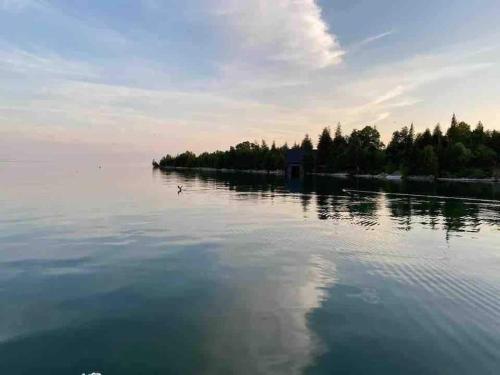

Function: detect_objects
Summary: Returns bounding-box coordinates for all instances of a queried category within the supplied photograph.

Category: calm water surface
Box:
[1,162,500,374]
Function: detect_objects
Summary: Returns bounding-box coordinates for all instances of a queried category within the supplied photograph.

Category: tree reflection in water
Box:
[157,169,500,238]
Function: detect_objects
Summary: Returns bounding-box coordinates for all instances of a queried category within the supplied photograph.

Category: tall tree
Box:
[301,134,313,152]
[386,125,413,173]
[451,113,458,128]
[447,114,471,145]
[158,114,499,178]
[301,134,315,173]
[346,126,384,173]
[316,127,334,170]
[471,122,485,146]
[332,123,347,171]
[432,124,444,148]
[415,128,433,149]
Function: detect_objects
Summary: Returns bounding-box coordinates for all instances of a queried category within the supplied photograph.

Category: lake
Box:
[1,161,499,374]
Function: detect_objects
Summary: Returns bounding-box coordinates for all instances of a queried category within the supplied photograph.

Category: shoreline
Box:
[155,165,500,184]
[156,165,284,175]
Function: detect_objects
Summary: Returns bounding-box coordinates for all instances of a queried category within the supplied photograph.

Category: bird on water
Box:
[178,185,183,194]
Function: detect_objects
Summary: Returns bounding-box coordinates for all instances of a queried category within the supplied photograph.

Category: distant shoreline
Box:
[154,165,500,184]
[155,165,284,175]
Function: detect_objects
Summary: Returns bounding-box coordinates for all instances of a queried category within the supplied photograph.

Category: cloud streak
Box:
[358,30,395,47]
[0,47,98,78]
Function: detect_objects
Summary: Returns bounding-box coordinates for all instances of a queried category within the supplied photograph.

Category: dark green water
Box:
[1,162,499,374]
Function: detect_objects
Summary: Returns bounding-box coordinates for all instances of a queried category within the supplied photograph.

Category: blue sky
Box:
[1,0,500,159]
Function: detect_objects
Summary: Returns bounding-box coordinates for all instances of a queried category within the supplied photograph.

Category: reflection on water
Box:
[169,169,500,237]
[0,163,499,374]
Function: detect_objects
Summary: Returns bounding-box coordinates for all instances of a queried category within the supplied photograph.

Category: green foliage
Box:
[386,125,414,171]
[301,134,315,173]
[346,126,384,173]
[447,121,471,145]
[416,145,438,176]
[158,114,499,178]
[447,142,472,171]
[332,123,348,172]
[316,127,334,171]
[472,144,496,169]
[158,141,287,171]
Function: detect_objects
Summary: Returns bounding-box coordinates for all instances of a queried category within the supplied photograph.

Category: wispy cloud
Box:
[347,29,395,54]
[1,45,495,152]
[1,0,499,157]
[358,30,395,47]
[374,112,390,122]
[0,47,98,78]
[327,47,497,132]
[371,85,405,105]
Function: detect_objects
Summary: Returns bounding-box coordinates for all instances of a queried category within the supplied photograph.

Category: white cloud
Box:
[1,1,499,156]
[211,0,344,70]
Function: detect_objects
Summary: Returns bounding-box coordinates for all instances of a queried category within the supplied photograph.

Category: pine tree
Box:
[301,134,315,173]
[333,123,347,147]
[316,127,334,170]
[158,114,498,178]
[331,123,347,171]
[301,134,313,152]
[408,123,415,147]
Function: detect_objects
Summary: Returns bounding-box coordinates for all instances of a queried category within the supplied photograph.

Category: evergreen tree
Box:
[415,128,432,149]
[333,123,346,147]
[408,123,415,147]
[158,113,498,179]
[386,125,413,174]
[316,127,334,171]
[416,145,438,176]
[301,134,315,173]
[301,134,313,152]
[432,124,444,148]
[471,122,485,146]
[451,113,458,128]
[447,114,471,145]
[332,123,347,171]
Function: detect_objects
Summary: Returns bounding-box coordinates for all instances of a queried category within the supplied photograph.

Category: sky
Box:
[1,0,500,161]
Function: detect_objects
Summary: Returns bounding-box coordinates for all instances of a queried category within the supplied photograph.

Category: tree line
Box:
[156,114,500,178]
